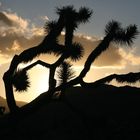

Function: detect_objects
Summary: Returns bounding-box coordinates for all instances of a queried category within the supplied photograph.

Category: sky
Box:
[0,0,140,102]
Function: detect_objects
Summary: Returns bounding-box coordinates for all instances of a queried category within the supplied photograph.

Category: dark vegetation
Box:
[0,5,140,139]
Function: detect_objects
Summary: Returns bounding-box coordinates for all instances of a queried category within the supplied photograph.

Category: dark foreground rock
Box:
[0,84,140,140]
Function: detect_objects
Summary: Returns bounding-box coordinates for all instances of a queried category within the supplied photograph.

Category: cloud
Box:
[70,35,124,67]
[41,16,49,21]
[0,52,11,64]
[30,25,44,36]
[4,11,28,28]
[93,44,124,67]
[75,34,101,41]
[6,40,21,52]
[0,10,45,56]
[0,12,13,26]
[119,48,140,66]
[0,9,139,70]
[72,35,140,68]
[0,10,45,37]
[0,11,29,35]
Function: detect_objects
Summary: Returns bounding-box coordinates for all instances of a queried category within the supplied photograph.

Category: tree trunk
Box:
[3,71,18,113]
[3,55,19,113]
[79,35,112,79]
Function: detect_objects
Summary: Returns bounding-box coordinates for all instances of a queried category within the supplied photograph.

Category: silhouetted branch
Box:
[115,72,140,83]
[80,74,117,88]
[80,72,140,88]
[46,6,92,96]
[23,60,51,71]
[54,32,113,91]
[55,20,139,91]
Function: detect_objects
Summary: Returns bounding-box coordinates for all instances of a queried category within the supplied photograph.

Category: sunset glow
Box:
[25,65,49,101]
[0,0,139,103]
[0,1,140,139]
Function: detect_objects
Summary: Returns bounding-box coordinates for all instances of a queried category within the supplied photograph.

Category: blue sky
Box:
[1,0,140,38]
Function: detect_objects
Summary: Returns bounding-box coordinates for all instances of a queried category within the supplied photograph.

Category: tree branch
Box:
[23,60,51,71]
[54,36,112,91]
[80,72,140,88]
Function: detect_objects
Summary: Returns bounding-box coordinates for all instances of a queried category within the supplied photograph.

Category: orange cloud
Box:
[0,12,13,26]
[0,52,11,64]
[0,10,139,70]
[6,40,21,52]
[119,48,140,66]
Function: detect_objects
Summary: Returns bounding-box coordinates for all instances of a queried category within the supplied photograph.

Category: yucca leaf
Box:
[97,72,140,84]
[12,70,30,92]
[77,7,93,23]
[41,41,64,56]
[57,61,75,86]
[65,42,84,61]
[114,24,139,46]
[56,5,76,17]
[91,72,140,87]
[105,20,121,35]
[115,72,140,83]
[44,20,57,34]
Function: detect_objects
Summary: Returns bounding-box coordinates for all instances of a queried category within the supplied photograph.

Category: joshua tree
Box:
[43,6,91,98]
[3,5,138,113]
[55,20,138,91]
[3,6,66,113]
[3,6,92,113]
[79,21,138,80]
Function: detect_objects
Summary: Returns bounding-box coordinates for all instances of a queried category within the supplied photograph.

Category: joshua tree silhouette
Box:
[2,6,66,112]
[78,20,139,87]
[3,6,92,113]
[55,20,138,91]
[3,5,138,113]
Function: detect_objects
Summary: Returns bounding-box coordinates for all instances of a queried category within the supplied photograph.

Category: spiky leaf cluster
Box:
[105,20,139,46]
[12,70,30,92]
[113,25,139,46]
[56,5,76,18]
[100,72,140,85]
[65,42,84,61]
[57,61,75,86]
[44,20,57,34]
[56,5,92,31]
[115,72,140,83]
[40,40,64,56]
[77,7,93,23]
[56,6,78,31]
[105,20,121,35]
